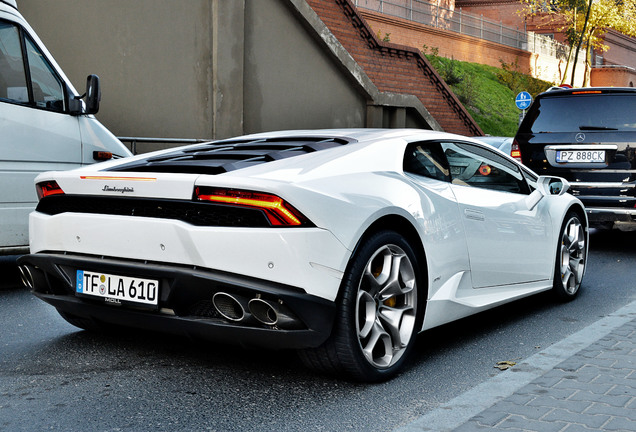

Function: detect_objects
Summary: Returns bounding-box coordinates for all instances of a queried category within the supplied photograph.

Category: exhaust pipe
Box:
[248,298,303,329]
[212,292,251,322]
[18,265,46,290]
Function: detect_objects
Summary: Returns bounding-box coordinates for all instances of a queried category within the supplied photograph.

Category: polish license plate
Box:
[76,270,159,307]
[556,150,605,163]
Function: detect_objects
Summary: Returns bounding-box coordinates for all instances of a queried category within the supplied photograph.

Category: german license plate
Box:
[76,270,159,307]
[556,150,605,163]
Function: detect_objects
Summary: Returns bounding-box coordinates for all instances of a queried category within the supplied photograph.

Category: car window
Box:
[441,142,529,194]
[0,20,28,101]
[403,141,450,182]
[0,19,64,111]
[525,94,636,133]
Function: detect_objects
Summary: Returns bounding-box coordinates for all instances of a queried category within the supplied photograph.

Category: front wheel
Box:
[299,230,424,382]
[553,211,587,300]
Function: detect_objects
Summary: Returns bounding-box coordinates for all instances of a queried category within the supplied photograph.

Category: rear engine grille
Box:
[36,195,271,227]
[107,136,354,175]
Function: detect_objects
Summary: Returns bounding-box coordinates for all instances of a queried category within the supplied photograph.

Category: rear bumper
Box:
[585,207,636,228]
[17,252,336,350]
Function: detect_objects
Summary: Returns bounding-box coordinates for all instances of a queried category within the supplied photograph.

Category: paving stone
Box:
[603,416,636,431]
[484,400,553,420]
[543,408,610,428]
[568,390,632,407]
[526,395,592,413]
[495,415,566,432]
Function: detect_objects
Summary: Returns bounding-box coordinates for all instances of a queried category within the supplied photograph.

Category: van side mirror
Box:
[68,74,101,116]
[84,74,101,115]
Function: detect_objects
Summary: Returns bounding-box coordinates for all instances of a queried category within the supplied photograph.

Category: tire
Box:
[299,230,424,382]
[552,211,587,301]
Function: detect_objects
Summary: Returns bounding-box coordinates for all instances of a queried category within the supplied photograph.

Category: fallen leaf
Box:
[494,361,516,371]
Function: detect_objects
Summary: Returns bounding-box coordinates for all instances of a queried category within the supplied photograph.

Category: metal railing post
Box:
[435,1,439,27]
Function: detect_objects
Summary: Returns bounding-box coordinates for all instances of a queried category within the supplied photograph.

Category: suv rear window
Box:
[525,94,636,133]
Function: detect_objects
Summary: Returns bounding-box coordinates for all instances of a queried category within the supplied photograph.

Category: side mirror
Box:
[539,176,570,196]
[524,176,570,210]
[84,74,101,115]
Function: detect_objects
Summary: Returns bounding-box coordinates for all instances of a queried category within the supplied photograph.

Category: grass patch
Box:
[425,54,553,137]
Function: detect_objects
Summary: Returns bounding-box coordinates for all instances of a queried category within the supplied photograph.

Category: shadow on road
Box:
[0,255,22,290]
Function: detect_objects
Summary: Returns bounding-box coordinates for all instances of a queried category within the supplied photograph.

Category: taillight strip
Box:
[195,187,310,227]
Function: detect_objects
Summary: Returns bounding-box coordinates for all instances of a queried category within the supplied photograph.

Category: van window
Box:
[24,36,64,110]
[0,21,28,101]
[0,19,65,111]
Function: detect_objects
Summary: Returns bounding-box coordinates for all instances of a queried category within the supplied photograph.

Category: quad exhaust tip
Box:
[212,292,303,329]
[18,264,45,290]
[212,292,250,322]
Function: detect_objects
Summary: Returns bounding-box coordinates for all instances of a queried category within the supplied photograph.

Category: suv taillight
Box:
[510,140,522,163]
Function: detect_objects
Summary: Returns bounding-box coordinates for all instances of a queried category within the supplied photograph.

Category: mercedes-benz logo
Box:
[575,133,586,142]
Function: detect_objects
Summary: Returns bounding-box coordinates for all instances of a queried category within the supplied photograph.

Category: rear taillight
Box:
[194,187,311,227]
[510,139,522,163]
[36,180,64,201]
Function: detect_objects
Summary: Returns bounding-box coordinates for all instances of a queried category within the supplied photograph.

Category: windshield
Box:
[526,94,636,133]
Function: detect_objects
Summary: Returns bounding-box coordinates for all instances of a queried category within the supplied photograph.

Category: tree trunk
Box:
[570,0,594,86]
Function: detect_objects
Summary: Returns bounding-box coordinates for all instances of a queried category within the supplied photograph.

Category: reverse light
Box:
[195,187,310,226]
[510,140,522,163]
[36,180,64,200]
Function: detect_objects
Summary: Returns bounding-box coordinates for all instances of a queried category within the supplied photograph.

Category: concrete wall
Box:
[16,0,478,148]
[19,0,215,140]
[243,0,366,132]
[16,0,371,144]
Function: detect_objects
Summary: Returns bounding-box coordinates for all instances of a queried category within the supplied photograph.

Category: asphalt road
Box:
[1,229,635,432]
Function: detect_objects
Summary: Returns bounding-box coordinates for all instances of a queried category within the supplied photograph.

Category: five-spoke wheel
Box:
[299,230,423,382]
[553,212,587,300]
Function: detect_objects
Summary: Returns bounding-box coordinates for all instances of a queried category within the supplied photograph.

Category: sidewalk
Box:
[396,300,636,432]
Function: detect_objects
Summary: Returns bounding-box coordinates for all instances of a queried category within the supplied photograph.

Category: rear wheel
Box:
[299,230,423,382]
[553,211,587,300]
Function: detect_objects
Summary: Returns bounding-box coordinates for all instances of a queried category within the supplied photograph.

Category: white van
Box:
[0,0,132,255]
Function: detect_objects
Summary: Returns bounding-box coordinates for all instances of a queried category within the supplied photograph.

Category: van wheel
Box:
[299,230,423,382]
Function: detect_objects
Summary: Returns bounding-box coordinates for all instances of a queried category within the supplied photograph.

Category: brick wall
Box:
[362,10,532,74]
[306,0,482,135]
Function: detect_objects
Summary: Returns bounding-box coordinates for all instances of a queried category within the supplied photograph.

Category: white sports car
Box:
[18,129,588,381]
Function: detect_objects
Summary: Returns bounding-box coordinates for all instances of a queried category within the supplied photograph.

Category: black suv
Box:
[513,87,636,230]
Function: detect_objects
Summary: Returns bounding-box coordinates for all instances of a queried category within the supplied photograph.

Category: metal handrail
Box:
[354,0,573,59]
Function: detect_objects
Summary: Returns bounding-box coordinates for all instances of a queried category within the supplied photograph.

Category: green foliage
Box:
[377,30,391,42]
[425,53,552,136]
[496,59,551,97]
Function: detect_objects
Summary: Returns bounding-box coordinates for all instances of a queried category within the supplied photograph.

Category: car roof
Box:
[104,129,490,175]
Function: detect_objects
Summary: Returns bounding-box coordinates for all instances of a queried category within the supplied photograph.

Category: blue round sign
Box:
[515,91,532,110]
